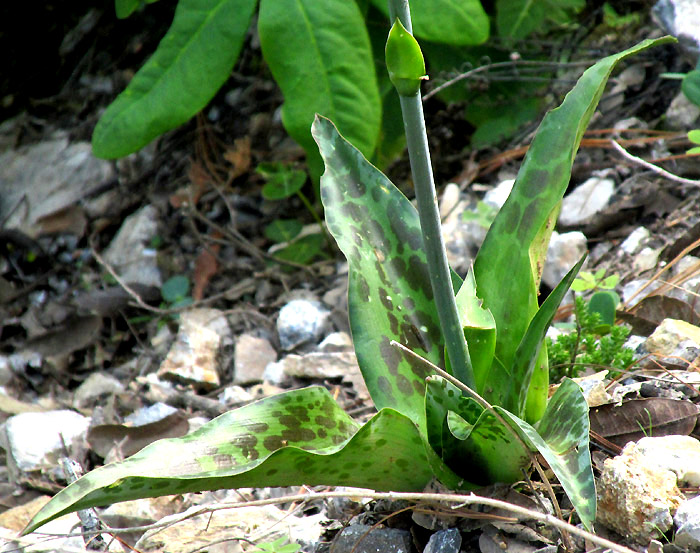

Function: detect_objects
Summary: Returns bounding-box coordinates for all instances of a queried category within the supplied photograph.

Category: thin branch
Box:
[423,59,594,101]
[25,490,638,553]
[610,139,700,186]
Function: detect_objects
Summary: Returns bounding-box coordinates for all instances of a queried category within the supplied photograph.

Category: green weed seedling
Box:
[251,537,300,553]
[257,162,327,265]
[548,295,635,381]
[22,1,673,537]
[160,274,193,310]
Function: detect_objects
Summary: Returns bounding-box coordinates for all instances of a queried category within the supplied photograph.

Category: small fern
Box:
[548,295,635,381]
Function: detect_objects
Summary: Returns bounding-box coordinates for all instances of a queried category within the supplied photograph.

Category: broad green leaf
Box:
[93,0,257,159]
[496,0,584,40]
[313,115,461,431]
[498,378,595,529]
[259,0,380,179]
[425,376,529,485]
[23,387,434,534]
[472,37,675,421]
[508,255,586,417]
[688,129,700,144]
[588,290,618,330]
[370,0,489,46]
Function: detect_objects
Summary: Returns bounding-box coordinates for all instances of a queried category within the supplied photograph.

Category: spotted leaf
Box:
[23,387,433,534]
[425,376,529,485]
[497,378,595,529]
[313,115,461,431]
[472,36,676,422]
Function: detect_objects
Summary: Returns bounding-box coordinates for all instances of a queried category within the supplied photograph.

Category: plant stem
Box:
[387,0,475,390]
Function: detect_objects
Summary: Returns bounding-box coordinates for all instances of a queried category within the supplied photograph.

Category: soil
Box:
[1,1,700,552]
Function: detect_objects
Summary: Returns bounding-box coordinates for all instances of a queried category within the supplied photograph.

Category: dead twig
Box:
[31,490,638,553]
[610,139,700,187]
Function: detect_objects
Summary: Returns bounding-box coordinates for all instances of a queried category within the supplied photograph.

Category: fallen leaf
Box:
[223,136,251,180]
[87,411,189,460]
[590,398,700,447]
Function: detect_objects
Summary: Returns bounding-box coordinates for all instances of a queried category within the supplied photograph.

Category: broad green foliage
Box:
[93,0,257,159]
[258,0,380,179]
[370,0,489,46]
[24,36,674,538]
[95,0,490,167]
[497,0,585,40]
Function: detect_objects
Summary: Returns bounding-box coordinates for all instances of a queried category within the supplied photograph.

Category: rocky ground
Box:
[1,1,700,552]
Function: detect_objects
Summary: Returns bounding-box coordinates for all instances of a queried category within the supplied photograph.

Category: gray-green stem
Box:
[387,0,474,390]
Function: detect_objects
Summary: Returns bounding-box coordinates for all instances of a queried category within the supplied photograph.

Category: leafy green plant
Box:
[257,162,327,265]
[571,269,619,293]
[94,0,592,173]
[548,295,635,381]
[461,200,498,230]
[160,274,193,309]
[93,0,490,178]
[21,5,672,537]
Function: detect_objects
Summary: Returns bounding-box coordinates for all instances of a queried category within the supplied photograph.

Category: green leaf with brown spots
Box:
[425,376,594,529]
[498,378,595,529]
[425,376,529,485]
[23,386,435,535]
[313,115,461,432]
[471,36,676,422]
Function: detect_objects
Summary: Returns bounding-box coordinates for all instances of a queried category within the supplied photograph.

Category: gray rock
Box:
[674,495,700,550]
[103,204,161,287]
[620,227,650,255]
[233,333,277,385]
[621,279,663,308]
[264,351,365,389]
[665,92,700,129]
[559,176,615,227]
[318,331,353,352]
[425,528,462,553]
[0,410,90,482]
[277,299,331,350]
[124,402,178,426]
[331,523,412,553]
[644,319,700,357]
[653,0,700,60]
[73,372,125,408]
[218,385,254,406]
[633,247,661,273]
[541,231,587,289]
[483,179,515,209]
[0,137,114,237]
[440,183,481,273]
